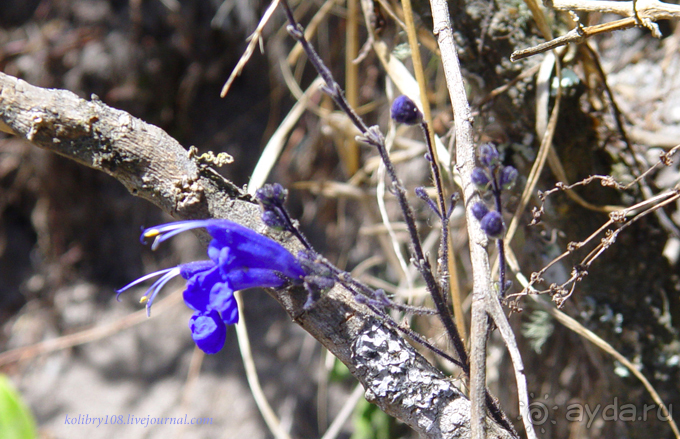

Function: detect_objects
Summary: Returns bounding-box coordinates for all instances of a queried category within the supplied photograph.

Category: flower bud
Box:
[479,143,500,168]
[499,166,518,190]
[261,211,287,230]
[256,183,288,207]
[390,95,423,125]
[480,210,505,239]
[471,202,489,221]
[471,167,490,188]
[415,186,429,201]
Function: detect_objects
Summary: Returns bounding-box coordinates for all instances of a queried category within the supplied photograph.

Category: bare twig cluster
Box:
[509,145,680,307]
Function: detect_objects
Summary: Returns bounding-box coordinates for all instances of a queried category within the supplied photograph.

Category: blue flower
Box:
[118,219,305,354]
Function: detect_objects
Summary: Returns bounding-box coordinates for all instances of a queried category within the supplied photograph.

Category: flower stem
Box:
[420,121,451,304]
[491,171,508,297]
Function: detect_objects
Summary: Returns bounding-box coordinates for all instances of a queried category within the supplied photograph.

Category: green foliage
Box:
[0,374,37,439]
[351,398,393,439]
[522,309,554,354]
[330,358,351,382]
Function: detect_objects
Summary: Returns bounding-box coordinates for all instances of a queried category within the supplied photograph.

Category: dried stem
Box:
[277,0,469,372]
[511,18,637,61]
[428,1,497,437]
[512,180,680,306]
[430,0,533,437]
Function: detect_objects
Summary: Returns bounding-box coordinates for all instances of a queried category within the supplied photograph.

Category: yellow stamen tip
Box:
[143,229,160,238]
[139,296,149,304]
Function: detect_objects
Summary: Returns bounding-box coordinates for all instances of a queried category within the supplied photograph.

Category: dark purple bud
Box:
[471,167,490,188]
[391,95,423,125]
[480,210,505,239]
[256,183,288,207]
[261,211,287,230]
[415,186,429,200]
[499,166,518,190]
[471,202,489,221]
[479,143,500,168]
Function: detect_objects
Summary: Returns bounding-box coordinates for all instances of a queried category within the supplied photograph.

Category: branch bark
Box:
[0,72,514,439]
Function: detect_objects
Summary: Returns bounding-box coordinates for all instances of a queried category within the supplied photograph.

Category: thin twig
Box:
[511,18,637,61]
[513,0,680,61]
[583,43,680,238]
[421,121,452,299]
[402,0,455,308]
[378,119,414,288]
[221,0,280,97]
[234,291,292,439]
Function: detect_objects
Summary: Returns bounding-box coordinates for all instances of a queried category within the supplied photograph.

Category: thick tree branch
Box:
[0,72,513,439]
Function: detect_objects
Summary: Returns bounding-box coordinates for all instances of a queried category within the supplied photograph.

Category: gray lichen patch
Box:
[352,322,466,436]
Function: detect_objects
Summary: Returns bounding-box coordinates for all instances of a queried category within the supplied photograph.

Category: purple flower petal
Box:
[181,261,224,312]
[208,281,235,314]
[189,310,227,354]
[219,296,240,325]
[206,222,305,280]
[224,268,286,290]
